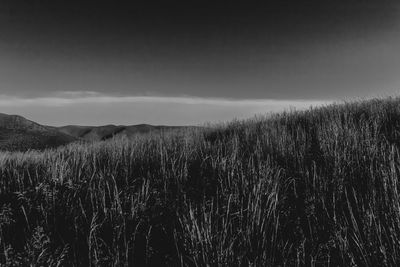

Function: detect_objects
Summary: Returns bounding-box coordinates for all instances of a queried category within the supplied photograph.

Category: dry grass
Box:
[1,97,400,266]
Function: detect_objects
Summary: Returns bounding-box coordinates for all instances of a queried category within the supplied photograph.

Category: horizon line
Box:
[0,91,332,107]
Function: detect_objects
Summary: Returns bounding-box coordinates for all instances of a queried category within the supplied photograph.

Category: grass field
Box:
[1,97,400,266]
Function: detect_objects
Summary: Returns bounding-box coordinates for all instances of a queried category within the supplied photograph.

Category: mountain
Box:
[0,113,48,132]
[57,124,188,141]
[0,112,193,151]
[0,113,77,151]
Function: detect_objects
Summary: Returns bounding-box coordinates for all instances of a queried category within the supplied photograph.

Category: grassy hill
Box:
[0,113,189,151]
[0,113,77,151]
[1,97,400,265]
[57,124,189,141]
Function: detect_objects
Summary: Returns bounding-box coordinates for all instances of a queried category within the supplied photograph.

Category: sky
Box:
[0,0,399,126]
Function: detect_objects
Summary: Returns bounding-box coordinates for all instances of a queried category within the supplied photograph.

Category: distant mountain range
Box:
[0,113,189,151]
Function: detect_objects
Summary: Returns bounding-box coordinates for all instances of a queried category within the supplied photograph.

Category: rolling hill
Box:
[0,113,77,151]
[56,124,188,141]
[0,113,192,150]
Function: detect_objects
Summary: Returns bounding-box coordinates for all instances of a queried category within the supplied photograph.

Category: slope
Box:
[57,124,187,141]
[0,113,77,151]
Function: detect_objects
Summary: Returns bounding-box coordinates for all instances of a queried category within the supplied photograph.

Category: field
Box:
[1,97,400,266]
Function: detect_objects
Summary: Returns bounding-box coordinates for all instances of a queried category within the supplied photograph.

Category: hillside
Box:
[0,113,190,150]
[2,97,400,265]
[0,113,77,151]
[57,124,188,141]
[0,113,48,132]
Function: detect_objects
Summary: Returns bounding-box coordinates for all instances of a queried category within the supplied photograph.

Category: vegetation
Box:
[0,113,76,151]
[1,97,400,266]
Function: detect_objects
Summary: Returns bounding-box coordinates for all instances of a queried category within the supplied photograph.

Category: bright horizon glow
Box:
[0,91,329,107]
[0,91,331,126]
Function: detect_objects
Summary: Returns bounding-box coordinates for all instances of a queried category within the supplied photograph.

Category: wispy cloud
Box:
[0,91,330,108]
[0,91,333,125]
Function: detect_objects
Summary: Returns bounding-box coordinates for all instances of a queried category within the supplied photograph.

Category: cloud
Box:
[0,91,332,125]
[0,91,329,108]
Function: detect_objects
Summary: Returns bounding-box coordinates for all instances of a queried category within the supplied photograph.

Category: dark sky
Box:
[0,0,399,125]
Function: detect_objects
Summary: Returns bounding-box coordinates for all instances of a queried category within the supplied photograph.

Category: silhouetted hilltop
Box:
[0,113,77,151]
[0,112,194,150]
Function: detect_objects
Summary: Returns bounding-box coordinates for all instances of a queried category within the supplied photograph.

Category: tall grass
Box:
[1,97,400,266]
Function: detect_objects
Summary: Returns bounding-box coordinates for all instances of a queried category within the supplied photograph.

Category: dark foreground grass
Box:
[1,97,400,266]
